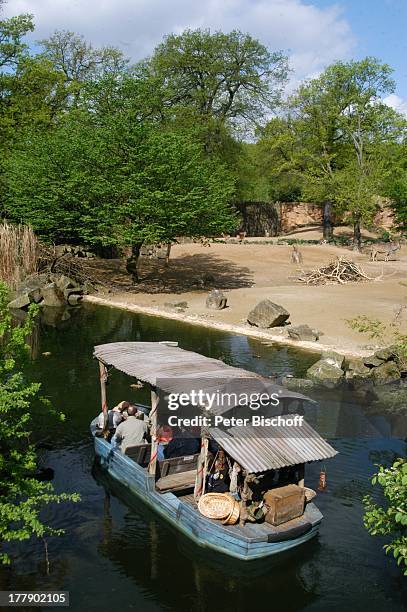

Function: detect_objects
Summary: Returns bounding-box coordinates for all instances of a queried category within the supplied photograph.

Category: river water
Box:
[0,303,406,611]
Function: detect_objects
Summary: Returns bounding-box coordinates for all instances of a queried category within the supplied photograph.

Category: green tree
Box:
[257,57,405,243]
[0,282,79,565]
[38,30,128,107]
[364,458,407,575]
[145,29,288,146]
[4,107,237,278]
[0,8,33,71]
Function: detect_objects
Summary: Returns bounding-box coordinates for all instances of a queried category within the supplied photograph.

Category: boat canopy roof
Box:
[208,418,337,473]
[94,342,337,471]
[93,341,311,411]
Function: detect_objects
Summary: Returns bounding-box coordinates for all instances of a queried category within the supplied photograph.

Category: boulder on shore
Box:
[282,376,315,392]
[363,355,384,367]
[374,346,397,362]
[41,283,65,307]
[247,300,290,328]
[8,272,91,311]
[306,358,344,388]
[67,294,83,306]
[206,289,227,310]
[51,274,76,292]
[7,292,31,310]
[287,324,320,342]
[323,351,345,369]
[346,358,371,378]
[371,361,401,384]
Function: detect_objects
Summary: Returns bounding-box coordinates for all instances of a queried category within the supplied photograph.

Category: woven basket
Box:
[222,499,240,525]
[304,487,317,503]
[198,493,234,520]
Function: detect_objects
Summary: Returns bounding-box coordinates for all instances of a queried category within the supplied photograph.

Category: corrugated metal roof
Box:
[93,342,311,409]
[209,417,337,473]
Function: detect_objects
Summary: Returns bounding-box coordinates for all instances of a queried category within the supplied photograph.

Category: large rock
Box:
[17,273,49,292]
[8,292,31,310]
[374,346,397,361]
[287,324,319,342]
[345,358,371,379]
[323,351,345,369]
[67,293,83,306]
[363,354,384,367]
[371,361,401,384]
[247,300,290,328]
[52,274,76,292]
[41,283,65,307]
[282,376,315,392]
[307,358,344,388]
[63,286,83,300]
[206,289,227,310]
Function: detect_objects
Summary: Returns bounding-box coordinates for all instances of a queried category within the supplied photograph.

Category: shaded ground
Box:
[86,229,407,355]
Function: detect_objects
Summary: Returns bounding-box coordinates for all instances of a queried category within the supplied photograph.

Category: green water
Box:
[0,303,405,612]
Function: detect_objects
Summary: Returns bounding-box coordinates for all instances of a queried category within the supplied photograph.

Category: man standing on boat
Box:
[111,405,149,453]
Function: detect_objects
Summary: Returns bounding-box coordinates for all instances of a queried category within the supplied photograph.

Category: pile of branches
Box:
[38,245,106,288]
[296,257,373,285]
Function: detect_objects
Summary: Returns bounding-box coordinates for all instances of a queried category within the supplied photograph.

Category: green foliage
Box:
[347,313,407,366]
[363,458,407,575]
[347,315,388,340]
[5,112,237,246]
[147,29,288,132]
[1,8,407,250]
[255,57,406,237]
[0,282,79,565]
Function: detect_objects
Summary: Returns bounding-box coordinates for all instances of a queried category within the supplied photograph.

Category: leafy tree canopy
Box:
[145,29,288,132]
[0,283,79,565]
[364,458,407,576]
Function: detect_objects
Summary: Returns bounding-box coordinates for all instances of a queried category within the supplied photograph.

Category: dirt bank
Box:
[85,237,407,357]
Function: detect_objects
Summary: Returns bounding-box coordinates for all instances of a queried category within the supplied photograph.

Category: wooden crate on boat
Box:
[264,484,305,526]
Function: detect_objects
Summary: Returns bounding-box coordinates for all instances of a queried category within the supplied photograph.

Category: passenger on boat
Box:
[97,400,130,431]
[156,425,173,461]
[111,405,149,453]
[163,429,200,459]
[206,451,230,493]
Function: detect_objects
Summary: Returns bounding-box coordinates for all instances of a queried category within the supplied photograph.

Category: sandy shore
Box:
[85,233,407,358]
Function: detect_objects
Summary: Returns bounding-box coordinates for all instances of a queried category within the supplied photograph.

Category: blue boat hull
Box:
[93,434,323,561]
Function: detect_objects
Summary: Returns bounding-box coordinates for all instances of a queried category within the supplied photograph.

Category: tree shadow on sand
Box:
[93,253,254,294]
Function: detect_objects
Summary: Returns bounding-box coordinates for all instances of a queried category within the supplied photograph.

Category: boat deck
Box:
[177,491,321,542]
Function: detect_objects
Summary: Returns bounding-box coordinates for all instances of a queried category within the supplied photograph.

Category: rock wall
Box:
[279,202,324,233]
[234,201,280,236]
[236,200,396,237]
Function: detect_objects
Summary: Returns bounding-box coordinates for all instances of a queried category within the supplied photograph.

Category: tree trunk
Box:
[126,242,143,283]
[353,215,362,250]
[323,201,333,241]
[164,242,172,267]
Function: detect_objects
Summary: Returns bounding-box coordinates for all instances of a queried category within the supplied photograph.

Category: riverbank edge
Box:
[84,295,372,358]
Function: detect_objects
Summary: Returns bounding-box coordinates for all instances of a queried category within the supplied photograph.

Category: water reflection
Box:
[93,465,319,610]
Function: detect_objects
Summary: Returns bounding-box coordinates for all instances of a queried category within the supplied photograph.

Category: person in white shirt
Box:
[112,405,149,453]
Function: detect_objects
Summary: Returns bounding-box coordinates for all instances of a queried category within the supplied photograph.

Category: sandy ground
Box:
[85,230,407,357]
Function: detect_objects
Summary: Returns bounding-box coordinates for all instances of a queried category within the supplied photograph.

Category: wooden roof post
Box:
[194,435,208,501]
[99,360,109,438]
[148,386,159,476]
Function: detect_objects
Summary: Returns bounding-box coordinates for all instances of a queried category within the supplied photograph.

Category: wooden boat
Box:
[91,341,337,561]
